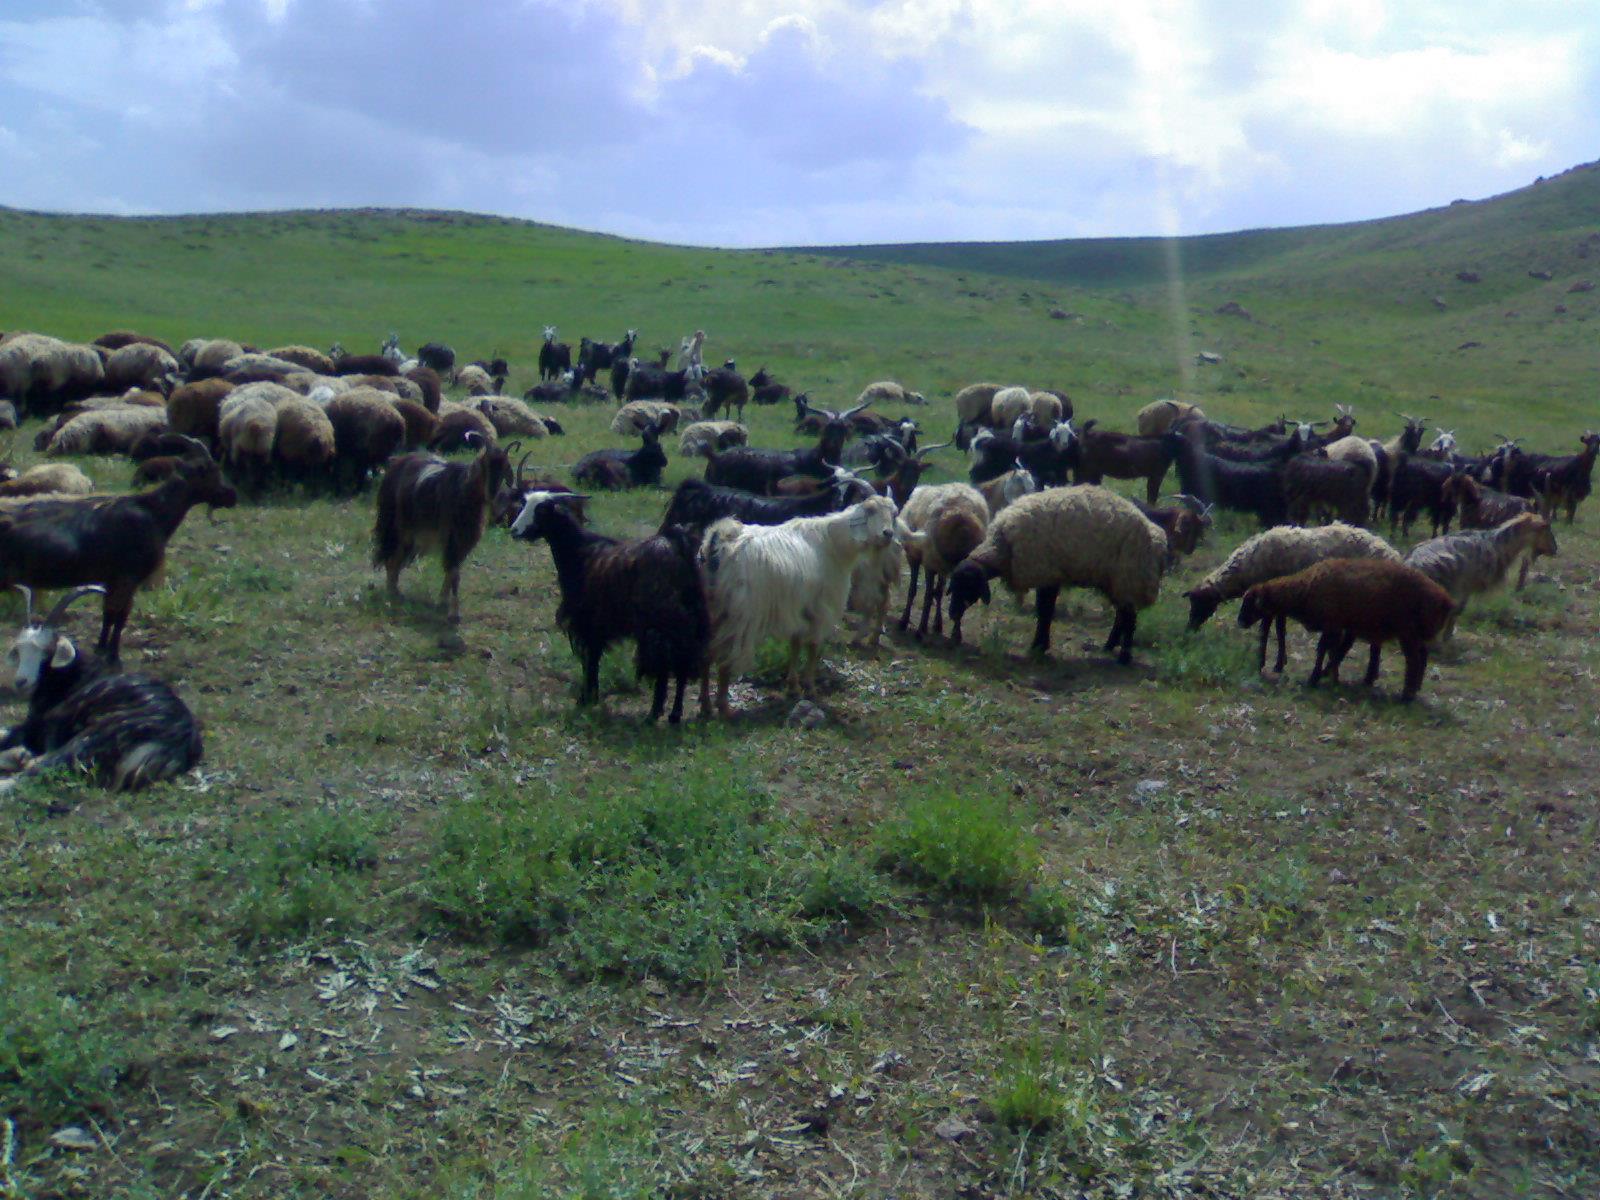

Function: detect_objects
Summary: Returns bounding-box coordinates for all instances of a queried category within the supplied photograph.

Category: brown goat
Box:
[1440,471,1537,532]
[1073,425,1177,503]
[1238,558,1455,701]
[371,434,515,624]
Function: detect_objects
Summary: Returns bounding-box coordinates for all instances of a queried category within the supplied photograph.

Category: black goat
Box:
[417,342,455,379]
[704,404,862,495]
[538,327,571,381]
[1163,429,1287,526]
[968,423,1078,487]
[1389,454,1458,536]
[699,361,748,420]
[748,366,792,406]
[579,330,638,383]
[512,492,708,723]
[624,359,703,402]
[573,427,668,490]
[0,442,237,661]
[372,433,515,624]
[0,586,202,795]
[659,473,868,539]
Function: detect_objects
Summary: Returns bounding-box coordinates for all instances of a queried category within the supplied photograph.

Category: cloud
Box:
[0,0,1595,244]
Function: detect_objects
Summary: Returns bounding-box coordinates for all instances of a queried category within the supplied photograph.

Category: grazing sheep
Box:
[1237,559,1455,700]
[476,395,551,439]
[573,428,667,490]
[266,345,336,375]
[93,331,173,354]
[220,353,310,385]
[678,420,748,457]
[0,585,203,793]
[273,395,337,486]
[857,380,926,408]
[898,483,989,641]
[166,377,234,449]
[392,398,439,450]
[429,402,499,453]
[953,382,1005,442]
[1183,523,1401,630]
[187,339,246,379]
[104,343,179,393]
[456,363,497,395]
[372,434,515,625]
[611,400,682,436]
[1404,515,1559,638]
[323,386,406,491]
[42,405,169,458]
[219,383,292,492]
[698,495,899,717]
[0,464,94,499]
[512,492,709,723]
[988,386,1035,430]
[945,486,1166,661]
[1135,398,1204,437]
[0,334,106,414]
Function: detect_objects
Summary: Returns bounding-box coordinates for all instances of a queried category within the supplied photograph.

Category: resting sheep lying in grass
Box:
[1237,559,1455,701]
[946,486,1167,662]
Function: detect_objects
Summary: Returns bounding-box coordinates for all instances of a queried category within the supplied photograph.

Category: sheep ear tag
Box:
[51,637,76,669]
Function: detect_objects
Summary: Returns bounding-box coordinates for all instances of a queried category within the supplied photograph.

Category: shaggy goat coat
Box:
[1404,514,1558,637]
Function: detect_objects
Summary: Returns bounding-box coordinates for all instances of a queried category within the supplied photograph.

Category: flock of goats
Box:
[0,323,1592,798]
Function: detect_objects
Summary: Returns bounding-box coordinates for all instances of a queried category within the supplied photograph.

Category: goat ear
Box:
[50,637,76,670]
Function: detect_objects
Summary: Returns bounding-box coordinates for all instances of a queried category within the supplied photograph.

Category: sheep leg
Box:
[899,561,921,631]
[785,637,804,694]
[1360,639,1381,686]
[1273,615,1288,674]
[1254,617,1271,673]
[1324,630,1357,683]
[1400,638,1427,701]
[917,573,940,639]
[1106,607,1136,665]
[1309,632,1333,687]
[930,577,948,636]
[1031,586,1059,656]
[715,665,734,720]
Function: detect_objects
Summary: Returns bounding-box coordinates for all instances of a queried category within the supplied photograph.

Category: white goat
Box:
[698,496,898,718]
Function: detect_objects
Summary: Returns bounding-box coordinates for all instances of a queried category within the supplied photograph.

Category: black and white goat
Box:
[0,585,202,794]
[512,492,709,723]
[538,326,572,381]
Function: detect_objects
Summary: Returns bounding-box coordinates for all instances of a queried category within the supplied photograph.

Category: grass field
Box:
[1,164,1598,1198]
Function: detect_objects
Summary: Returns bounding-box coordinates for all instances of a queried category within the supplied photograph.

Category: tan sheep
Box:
[898,482,989,640]
[104,342,180,392]
[43,405,169,457]
[0,463,94,498]
[478,395,550,439]
[1136,398,1204,437]
[611,399,680,436]
[266,345,336,375]
[167,378,235,447]
[273,395,337,484]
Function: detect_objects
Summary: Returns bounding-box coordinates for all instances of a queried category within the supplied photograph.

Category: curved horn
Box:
[915,440,954,459]
[463,429,486,448]
[43,585,105,629]
[502,439,522,459]
[840,399,873,419]
[515,450,535,487]
[1170,493,1207,515]
[12,584,33,626]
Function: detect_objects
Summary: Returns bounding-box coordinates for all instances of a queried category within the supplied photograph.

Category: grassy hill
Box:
[0,178,1598,1199]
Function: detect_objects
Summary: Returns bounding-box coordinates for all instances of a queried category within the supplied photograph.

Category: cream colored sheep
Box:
[954,382,1004,429]
[43,405,168,456]
[219,382,295,489]
[456,364,496,395]
[104,343,179,392]
[611,400,681,436]
[989,386,1034,429]
[1404,514,1559,639]
[267,345,336,375]
[945,486,1167,661]
[898,482,989,640]
[478,395,550,439]
[976,468,1037,518]
[856,380,926,408]
[678,420,747,457]
[273,395,337,483]
[1183,522,1401,629]
[189,339,245,376]
[1136,398,1204,437]
[0,463,94,498]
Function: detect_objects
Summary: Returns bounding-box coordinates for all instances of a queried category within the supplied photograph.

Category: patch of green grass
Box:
[424,764,875,983]
[876,789,1037,901]
[0,964,121,1126]
[230,805,383,943]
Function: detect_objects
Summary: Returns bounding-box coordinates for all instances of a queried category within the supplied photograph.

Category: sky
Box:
[0,0,1594,248]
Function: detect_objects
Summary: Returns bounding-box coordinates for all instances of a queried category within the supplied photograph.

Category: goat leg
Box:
[581,646,603,706]
[648,673,668,722]
[1362,640,1381,687]
[668,672,687,725]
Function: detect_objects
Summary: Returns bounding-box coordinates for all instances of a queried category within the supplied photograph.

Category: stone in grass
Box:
[1133,779,1167,801]
[786,699,828,729]
[935,1115,976,1141]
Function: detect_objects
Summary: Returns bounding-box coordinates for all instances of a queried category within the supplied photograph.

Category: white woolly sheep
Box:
[945,486,1167,662]
[1183,522,1401,629]
[612,400,681,436]
[857,380,926,408]
[1404,514,1558,639]
[43,405,169,457]
[678,420,748,457]
[898,482,989,640]
[698,495,899,718]
[104,343,179,392]
[0,334,106,412]
[0,463,94,498]
[188,339,245,377]
[1136,398,1204,437]
[456,364,497,395]
[1321,434,1379,501]
[989,386,1034,430]
[219,382,294,490]
[476,395,550,439]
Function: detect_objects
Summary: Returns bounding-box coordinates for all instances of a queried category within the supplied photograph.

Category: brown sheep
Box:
[1237,558,1455,701]
[393,398,440,450]
[324,387,405,491]
[167,378,235,449]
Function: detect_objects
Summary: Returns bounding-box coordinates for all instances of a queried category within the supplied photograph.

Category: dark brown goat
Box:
[1237,558,1454,701]
[1440,472,1537,531]
[1528,431,1600,523]
[1074,425,1177,503]
[511,492,709,723]
[0,441,237,661]
[1282,452,1370,525]
[371,434,515,624]
[1131,495,1212,564]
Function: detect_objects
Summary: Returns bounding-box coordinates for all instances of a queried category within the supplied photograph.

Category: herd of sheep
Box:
[0,322,1592,795]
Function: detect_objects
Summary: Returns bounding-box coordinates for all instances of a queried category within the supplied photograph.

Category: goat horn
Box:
[12,584,33,625]
[515,450,535,487]
[503,439,522,459]
[916,440,954,458]
[840,400,873,419]
[463,430,485,448]
[43,585,105,629]
[1171,493,1207,514]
